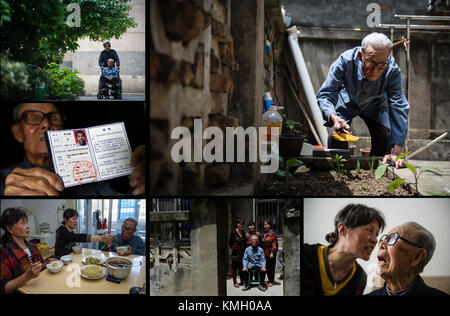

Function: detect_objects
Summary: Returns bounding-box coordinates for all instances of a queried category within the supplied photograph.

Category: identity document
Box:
[45,122,133,187]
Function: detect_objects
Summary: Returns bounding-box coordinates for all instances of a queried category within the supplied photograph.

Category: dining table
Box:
[18,248,145,294]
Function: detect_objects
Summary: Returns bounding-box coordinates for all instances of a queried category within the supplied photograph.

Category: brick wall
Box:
[150,0,238,195]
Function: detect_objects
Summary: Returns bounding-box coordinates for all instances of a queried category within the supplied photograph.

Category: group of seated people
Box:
[0,207,145,294]
[229,220,278,292]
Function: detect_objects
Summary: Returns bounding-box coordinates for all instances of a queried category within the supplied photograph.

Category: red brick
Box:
[210,74,233,93]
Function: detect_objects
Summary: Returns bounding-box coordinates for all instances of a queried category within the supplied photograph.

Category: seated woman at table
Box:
[1,207,58,294]
[54,209,113,258]
[105,218,145,256]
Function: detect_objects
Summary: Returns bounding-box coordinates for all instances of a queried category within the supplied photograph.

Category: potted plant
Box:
[279,114,306,157]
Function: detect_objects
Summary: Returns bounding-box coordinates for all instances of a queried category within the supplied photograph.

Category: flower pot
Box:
[360,147,371,157]
[279,134,306,157]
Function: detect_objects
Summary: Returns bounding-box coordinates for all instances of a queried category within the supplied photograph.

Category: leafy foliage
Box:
[45,63,84,99]
[0,54,30,100]
[281,114,303,135]
[1,0,137,66]
[331,154,347,175]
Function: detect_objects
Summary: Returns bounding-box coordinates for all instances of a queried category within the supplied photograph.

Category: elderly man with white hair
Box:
[368,222,448,296]
[317,32,409,168]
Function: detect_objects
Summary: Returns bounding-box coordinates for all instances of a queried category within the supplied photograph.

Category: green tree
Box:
[1,0,137,66]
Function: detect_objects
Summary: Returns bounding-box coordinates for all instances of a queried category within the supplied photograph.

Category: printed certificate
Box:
[45,122,133,187]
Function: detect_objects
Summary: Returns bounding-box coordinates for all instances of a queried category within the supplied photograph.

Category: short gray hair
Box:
[361,32,392,52]
[13,103,27,122]
[123,217,138,229]
[403,221,436,274]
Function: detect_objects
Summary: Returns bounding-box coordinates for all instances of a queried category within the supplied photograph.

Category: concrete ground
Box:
[226,274,283,296]
[389,160,450,196]
[78,94,145,101]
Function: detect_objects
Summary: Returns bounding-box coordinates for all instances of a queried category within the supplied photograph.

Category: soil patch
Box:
[261,169,413,196]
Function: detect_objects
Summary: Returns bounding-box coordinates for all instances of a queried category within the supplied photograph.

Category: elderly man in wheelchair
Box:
[98,58,122,99]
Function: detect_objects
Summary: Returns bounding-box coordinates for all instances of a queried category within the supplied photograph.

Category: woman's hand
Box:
[25,262,42,280]
[270,252,274,259]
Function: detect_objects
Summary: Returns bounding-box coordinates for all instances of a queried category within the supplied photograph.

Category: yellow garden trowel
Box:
[332,131,360,142]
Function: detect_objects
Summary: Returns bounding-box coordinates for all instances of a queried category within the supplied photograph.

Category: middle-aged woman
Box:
[261,220,278,288]
[0,207,57,294]
[228,219,247,288]
[303,204,385,296]
[55,208,113,258]
[368,222,448,296]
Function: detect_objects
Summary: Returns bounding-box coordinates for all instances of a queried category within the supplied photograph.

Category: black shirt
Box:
[54,225,90,258]
[98,49,120,68]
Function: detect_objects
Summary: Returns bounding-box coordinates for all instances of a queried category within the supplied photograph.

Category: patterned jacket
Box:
[228,229,246,260]
[0,239,45,294]
[262,230,278,257]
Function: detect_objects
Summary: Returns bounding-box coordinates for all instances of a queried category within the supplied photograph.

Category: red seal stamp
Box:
[73,161,97,184]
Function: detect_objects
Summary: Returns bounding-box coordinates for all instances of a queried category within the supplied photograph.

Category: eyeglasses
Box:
[122,226,135,232]
[363,57,388,71]
[379,232,422,248]
[18,110,65,126]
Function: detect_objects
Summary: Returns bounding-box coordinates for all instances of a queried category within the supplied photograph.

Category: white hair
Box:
[361,32,392,52]
[402,221,436,274]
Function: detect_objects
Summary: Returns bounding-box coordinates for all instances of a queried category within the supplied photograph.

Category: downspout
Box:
[287,26,328,148]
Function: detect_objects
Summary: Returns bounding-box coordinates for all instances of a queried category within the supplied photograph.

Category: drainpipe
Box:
[287,26,328,148]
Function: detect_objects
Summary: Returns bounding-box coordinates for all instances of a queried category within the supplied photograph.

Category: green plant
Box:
[355,160,361,174]
[332,154,347,175]
[0,53,30,100]
[276,158,309,189]
[26,64,48,98]
[359,184,369,191]
[1,0,137,66]
[281,114,303,135]
[403,163,441,194]
[368,156,376,172]
[45,63,84,99]
[374,152,441,195]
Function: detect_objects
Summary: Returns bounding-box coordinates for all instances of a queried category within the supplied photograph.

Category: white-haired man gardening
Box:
[317,32,409,168]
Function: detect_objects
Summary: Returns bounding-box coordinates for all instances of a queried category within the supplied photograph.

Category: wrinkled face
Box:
[251,236,259,247]
[7,217,30,239]
[121,220,136,241]
[107,59,114,67]
[376,226,423,280]
[359,44,390,81]
[12,103,63,159]
[65,215,78,230]
[342,221,380,261]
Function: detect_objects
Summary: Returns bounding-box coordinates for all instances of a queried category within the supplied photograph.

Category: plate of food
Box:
[82,256,103,265]
[79,265,106,280]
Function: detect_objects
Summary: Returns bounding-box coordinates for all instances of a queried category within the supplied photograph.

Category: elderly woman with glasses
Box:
[368,222,448,296]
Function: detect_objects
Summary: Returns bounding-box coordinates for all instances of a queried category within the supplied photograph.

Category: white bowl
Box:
[47,261,63,273]
[72,246,82,254]
[105,257,132,280]
[61,255,74,265]
[116,246,128,255]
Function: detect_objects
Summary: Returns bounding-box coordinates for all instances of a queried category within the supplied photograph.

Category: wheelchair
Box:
[97,68,122,99]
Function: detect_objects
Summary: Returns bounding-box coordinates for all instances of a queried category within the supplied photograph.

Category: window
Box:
[118,199,136,220]
[76,199,146,240]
